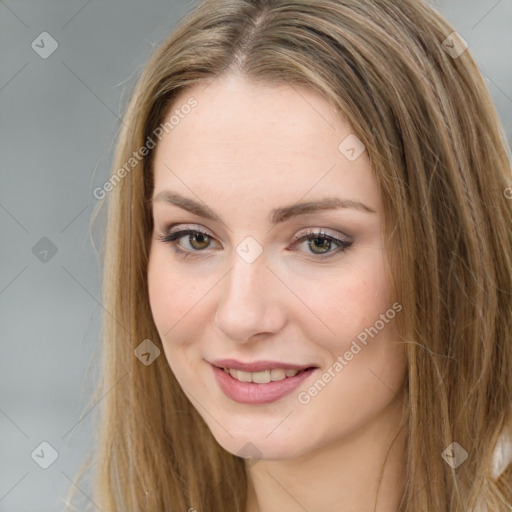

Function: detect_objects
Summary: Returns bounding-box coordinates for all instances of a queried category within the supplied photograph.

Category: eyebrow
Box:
[152,190,376,225]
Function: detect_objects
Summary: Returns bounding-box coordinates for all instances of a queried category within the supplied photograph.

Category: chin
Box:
[204,416,316,462]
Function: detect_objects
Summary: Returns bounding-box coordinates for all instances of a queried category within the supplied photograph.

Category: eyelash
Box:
[157,225,353,260]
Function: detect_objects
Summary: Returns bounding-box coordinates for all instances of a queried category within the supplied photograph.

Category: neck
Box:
[244,392,407,512]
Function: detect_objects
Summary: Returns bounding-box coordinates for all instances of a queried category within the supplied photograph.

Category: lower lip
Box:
[211,365,316,404]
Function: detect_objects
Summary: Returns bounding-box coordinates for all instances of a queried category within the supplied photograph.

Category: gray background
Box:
[1,1,511,510]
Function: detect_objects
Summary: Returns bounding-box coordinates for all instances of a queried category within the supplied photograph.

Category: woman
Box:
[65,0,512,510]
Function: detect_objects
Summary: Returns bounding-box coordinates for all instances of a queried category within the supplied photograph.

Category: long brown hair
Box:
[63,0,512,510]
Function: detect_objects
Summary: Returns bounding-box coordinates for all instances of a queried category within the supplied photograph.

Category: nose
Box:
[214,251,287,343]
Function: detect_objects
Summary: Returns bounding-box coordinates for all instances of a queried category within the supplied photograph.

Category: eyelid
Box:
[165,223,215,238]
[292,227,353,243]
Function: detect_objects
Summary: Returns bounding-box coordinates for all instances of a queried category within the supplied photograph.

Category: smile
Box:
[211,364,317,404]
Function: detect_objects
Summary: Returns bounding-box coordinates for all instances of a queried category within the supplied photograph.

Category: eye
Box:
[157,225,218,257]
[157,225,353,259]
[291,229,352,258]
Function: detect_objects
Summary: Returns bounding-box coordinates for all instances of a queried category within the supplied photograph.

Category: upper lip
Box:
[210,358,317,372]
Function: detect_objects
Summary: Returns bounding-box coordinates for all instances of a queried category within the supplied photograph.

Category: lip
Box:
[210,363,317,405]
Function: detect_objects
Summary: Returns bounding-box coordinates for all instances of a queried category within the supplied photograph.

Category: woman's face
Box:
[147,74,407,460]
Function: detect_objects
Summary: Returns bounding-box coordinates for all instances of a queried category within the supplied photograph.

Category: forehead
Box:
[152,74,381,211]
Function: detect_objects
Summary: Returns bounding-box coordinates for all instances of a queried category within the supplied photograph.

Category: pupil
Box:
[312,237,329,253]
[192,233,208,248]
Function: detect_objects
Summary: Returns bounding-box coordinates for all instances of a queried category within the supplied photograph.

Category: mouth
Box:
[209,361,318,405]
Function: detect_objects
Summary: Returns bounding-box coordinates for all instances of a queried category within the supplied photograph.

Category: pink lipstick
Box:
[210,360,317,404]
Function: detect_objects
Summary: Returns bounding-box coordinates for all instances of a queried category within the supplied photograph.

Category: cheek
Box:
[147,248,210,386]
[293,252,393,347]
[147,246,204,344]
[325,262,406,397]
[148,247,197,356]
[293,262,405,440]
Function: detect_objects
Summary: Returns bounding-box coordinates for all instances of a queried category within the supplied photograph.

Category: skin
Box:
[147,73,408,512]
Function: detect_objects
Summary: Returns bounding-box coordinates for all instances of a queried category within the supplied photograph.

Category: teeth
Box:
[223,367,304,383]
[270,369,286,381]
[257,370,274,383]
[236,370,252,382]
